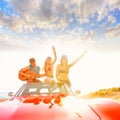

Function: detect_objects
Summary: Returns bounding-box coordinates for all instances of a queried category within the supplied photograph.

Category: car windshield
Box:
[14,82,74,97]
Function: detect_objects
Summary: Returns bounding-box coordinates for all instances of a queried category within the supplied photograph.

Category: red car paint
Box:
[0,83,120,120]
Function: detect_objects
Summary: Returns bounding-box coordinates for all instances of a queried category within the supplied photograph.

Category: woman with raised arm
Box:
[56,51,87,87]
[43,46,57,82]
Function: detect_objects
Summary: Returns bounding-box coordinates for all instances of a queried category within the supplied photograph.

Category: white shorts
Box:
[44,76,55,82]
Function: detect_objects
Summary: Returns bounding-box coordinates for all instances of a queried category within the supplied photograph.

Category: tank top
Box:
[29,65,40,74]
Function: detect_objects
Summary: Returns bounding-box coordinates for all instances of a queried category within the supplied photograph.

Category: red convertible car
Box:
[0,82,120,120]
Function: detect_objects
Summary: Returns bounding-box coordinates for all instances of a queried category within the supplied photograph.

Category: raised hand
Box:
[52,46,57,64]
[52,46,56,52]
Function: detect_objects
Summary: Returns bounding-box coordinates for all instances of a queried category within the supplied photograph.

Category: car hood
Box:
[87,98,120,120]
[0,95,101,120]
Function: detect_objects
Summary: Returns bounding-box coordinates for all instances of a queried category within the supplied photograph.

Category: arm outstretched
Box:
[52,46,57,65]
[69,50,87,68]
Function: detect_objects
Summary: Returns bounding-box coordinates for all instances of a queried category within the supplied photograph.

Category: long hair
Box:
[43,57,52,72]
[60,55,69,73]
[60,55,68,65]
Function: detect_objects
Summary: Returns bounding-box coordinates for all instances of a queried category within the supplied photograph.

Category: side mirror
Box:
[75,90,81,95]
[8,92,14,98]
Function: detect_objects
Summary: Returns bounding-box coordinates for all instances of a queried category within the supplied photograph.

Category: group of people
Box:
[19,46,87,87]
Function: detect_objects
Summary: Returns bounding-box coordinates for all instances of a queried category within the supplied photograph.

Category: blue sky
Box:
[0,0,120,50]
[0,0,120,94]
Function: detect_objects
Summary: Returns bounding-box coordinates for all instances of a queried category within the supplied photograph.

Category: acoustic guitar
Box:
[19,70,37,81]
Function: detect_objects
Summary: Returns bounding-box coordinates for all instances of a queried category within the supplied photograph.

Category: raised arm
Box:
[52,46,57,65]
[69,50,87,68]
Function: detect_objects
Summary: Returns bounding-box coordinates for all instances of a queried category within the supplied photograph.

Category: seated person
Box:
[19,58,43,83]
[56,51,87,87]
[43,46,57,82]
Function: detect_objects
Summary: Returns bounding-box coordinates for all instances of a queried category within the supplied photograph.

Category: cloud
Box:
[108,15,116,24]
[0,0,119,33]
[0,1,109,31]
[0,33,21,50]
[108,0,120,9]
[75,0,106,23]
[101,14,116,32]
[105,24,120,38]
[0,0,120,51]
[0,32,43,50]
[83,30,96,41]
[9,0,72,31]
[97,7,108,21]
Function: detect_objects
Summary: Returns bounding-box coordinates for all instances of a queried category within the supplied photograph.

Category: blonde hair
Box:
[44,57,52,71]
[61,55,68,64]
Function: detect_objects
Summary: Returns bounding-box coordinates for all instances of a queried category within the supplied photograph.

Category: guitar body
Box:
[19,70,36,81]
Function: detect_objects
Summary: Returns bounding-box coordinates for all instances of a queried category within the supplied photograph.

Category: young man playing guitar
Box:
[19,58,44,83]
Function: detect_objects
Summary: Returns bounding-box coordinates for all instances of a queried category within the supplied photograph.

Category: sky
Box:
[0,0,120,95]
